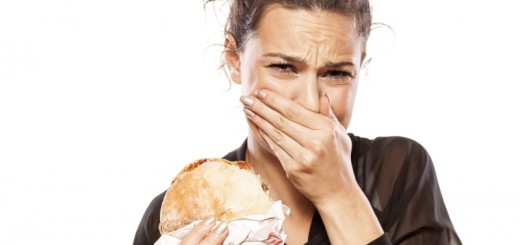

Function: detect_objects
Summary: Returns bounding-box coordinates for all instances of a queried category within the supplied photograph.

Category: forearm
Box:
[316,185,384,245]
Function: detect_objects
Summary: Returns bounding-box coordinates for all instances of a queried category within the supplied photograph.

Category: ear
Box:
[224,34,242,84]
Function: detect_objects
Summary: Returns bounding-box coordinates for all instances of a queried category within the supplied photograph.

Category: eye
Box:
[323,70,354,81]
[268,63,296,74]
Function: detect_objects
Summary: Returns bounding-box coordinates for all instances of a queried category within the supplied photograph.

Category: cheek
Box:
[240,65,286,97]
[238,50,276,96]
[328,85,357,127]
[240,63,263,95]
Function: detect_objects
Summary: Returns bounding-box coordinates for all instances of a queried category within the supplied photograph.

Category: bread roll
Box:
[159,158,271,234]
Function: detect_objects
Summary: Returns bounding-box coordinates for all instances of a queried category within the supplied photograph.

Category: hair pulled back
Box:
[205,0,372,52]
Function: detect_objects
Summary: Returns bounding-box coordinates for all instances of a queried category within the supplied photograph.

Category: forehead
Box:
[248,4,363,61]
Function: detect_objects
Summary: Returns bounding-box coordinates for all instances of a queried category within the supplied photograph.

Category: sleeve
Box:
[133,191,166,245]
[368,233,392,245]
[364,137,462,245]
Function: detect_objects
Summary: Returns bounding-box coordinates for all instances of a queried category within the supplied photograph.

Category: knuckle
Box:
[275,116,286,130]
[318,124,335,143]
[300,152,317,166]
[286,106,301,120]
[285,170,295,180]
[272,129,284,144]
[308,139,322,152]
[325,119,335,130]
[285,165,299,179]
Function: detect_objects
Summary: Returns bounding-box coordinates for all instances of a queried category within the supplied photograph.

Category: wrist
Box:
[315,185,384,244]
[313,166,361,210]
[314,183,365,213]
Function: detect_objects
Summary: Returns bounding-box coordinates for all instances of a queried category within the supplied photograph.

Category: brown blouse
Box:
[133,134,461,244]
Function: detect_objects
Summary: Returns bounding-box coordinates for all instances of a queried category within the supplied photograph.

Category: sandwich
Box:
[159,158,273,234]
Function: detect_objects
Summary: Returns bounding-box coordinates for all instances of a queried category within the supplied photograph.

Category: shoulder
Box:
[133,191,166,245]
[349,134,437,201]
[222,139,248,161]
[351,134,432,172]
[351,133,428,157]
[350,134,461,243]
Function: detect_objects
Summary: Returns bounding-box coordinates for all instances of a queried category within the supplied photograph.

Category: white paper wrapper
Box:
[155,201,290,245]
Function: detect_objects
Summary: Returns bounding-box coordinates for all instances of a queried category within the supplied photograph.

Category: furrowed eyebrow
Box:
[263,52,356,68]
[324,61,355,68]
[263,53,305,63]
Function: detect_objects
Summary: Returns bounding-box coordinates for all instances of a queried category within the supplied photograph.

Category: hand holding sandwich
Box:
[177,217,228,245]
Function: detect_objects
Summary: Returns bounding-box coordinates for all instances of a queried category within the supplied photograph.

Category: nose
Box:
[293,74,321,113]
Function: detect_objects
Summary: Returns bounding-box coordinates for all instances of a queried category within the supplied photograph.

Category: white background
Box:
[1,0,519,244]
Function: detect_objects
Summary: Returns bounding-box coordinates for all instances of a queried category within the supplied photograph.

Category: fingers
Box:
[240,91,323,151]
[180,217,228,245]
[200,222,229,245]
[244,105,306,158]
[258,129,296,175]
[319,95,330,117]
[241,96,311,146]
[320,93,339,123]
[241,90,336,151]
[251,89,327,130]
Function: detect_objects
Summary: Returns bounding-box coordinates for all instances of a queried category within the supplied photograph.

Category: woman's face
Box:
[227,4,365,146]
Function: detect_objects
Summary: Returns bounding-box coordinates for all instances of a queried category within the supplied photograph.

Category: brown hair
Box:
[205,0,372,53]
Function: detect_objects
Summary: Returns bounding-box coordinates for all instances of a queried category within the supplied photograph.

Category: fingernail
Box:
[243,108,255,117]
[240,96,253,106]
[203,216,215,226]
[213,221,228,235]
[255,89,267,99]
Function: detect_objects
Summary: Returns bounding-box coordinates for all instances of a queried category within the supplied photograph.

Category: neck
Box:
[246,135,314,215]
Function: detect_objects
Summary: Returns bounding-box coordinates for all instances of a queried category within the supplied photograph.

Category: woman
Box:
[134,0,461,244]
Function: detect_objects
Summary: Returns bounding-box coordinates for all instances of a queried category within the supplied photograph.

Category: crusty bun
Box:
[159,158,271,234]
